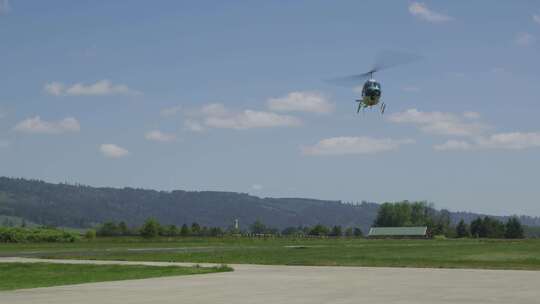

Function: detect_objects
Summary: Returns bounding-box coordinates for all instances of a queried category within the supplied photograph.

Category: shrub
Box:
[140,218,160,238]
[0,227,79,243]
[85,229,96,240]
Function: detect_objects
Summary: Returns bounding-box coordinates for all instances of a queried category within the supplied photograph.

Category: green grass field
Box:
[0,262,232,291]
[2,237,540,270]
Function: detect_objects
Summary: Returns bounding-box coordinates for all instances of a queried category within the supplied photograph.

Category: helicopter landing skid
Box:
[356,100,386,115]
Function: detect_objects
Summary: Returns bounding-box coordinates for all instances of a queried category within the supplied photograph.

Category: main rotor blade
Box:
[371,50,422,73]
[326,50,422,88]
[326,70,373,87]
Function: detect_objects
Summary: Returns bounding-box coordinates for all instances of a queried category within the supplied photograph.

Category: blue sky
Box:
[1,1,540,216]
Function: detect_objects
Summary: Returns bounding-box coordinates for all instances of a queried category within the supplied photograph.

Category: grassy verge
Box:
[2,237,540,270]
[0,262,232,291]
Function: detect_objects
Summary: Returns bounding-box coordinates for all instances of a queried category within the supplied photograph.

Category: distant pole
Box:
[234,219,239,230]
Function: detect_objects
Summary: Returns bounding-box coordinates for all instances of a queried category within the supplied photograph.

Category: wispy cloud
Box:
[184,119,205,132]
[435,132,540,151]
[160,105,182,117]
[302,136,414,156]
[267,91,334,114]
[100,144,129,158]
[0,140,9,148]
[145,130,176,142]
[185,103,301,131]
[13,116,80,134]
[463,111,481,119]
[387,109,489,137]
[0,0,10,15]
[515,32,535,47]
[44,80,141,96]
[533,14,540,24]
[408,2,452,23]
[434,140,473,151]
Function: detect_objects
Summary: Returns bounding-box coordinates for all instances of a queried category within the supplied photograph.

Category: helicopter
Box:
[356,70,384,114]
[328,51,421,115]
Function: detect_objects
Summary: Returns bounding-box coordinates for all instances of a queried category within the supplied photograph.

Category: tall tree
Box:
[353,227,363,237]
[191,222,201,236]
[118,221,129,236]
[329,225,343,237]
[470,217,505,238]
[166,224,178,236]
[140,218,160,238]
[505,217,524,239]
[97,221,120,236]
[250,220,267,234]
[470,217,483,238]
[456,219,470,238]
[309,224,330,236]
[180,224,190,236]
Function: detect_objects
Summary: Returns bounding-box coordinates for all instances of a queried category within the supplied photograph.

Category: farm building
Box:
[368,226,428,238]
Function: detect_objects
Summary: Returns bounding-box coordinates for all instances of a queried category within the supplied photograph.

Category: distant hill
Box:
[0,177,538,231]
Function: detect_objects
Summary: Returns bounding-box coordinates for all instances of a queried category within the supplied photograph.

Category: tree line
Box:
[250,220,363,237]
[96,219,226,238]
[94,201,525,239]
[93,218,364,238]
[374,201,524,239]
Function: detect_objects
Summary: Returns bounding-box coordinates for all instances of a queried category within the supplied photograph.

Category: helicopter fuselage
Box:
[356,78,386,114]
[361,79,382,106]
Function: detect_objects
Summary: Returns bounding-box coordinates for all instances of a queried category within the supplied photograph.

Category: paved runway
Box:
[1,258,539,304]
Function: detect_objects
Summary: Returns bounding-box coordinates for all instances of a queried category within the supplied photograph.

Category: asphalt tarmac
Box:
[1,258,539,304]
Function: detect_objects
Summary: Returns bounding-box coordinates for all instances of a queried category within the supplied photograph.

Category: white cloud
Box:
[0,0,10,14]
[434,140,473,151]
[186,103,301,131]
[145,130,176,142]
[477,132,540,150]
[463,111,480,119]
[387,109,489,137]
[267,91,334,114]
[435,132,540,151]
[44,80,140,96]
[44,82,65,96]
[515,32,535,46]
[408,2,452,23]
[160,105,182,117]
[251,184,263,191]
[13,116,80,134]
[533,14,540,24]
[100,144,129,158]
[184,119,205,132]
[201,103,229,117]
[205,110,301,130]
[302,136,414,156]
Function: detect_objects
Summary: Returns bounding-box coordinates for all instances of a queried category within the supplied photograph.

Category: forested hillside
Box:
[0,177,538,231]
[0,177,379,231]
